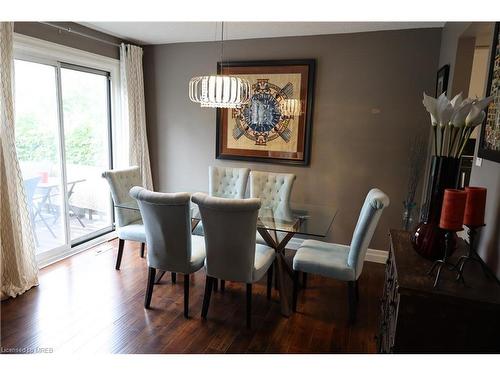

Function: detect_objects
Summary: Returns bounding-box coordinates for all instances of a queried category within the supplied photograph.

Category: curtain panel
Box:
[120,43,153,190]
[0,22,39,300]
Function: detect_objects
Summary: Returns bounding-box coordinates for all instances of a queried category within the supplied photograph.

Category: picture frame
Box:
[216,59,315,166]
[435,64,450,96]
[478,22,500,163]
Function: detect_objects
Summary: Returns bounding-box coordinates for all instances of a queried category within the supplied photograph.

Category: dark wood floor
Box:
[1,239,385,353]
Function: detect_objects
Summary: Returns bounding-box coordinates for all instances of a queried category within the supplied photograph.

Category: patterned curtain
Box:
[0,22,39,300]
[120,43,153,190]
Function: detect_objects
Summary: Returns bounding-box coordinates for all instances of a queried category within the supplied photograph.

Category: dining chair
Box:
[130,187,206,318]
[249,171,296,289]
[102,166,146,270]
[191,192,275,328]
[193,166,251,237]
[292,188,390,323]
[209,166,250,199]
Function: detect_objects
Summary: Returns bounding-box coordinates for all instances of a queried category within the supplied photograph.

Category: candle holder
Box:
[428,230,461,288]
[428,189,467,288]
[455,225,490,283]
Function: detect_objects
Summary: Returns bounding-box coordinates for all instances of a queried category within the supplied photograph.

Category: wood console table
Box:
[377,229,500,353]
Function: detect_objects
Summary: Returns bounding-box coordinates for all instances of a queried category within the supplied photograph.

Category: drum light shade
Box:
[189,75,250,108]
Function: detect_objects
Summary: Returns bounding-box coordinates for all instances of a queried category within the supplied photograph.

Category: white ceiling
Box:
[81,22,444,45]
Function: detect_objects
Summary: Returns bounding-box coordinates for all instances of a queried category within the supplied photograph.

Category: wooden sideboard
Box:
[377,229,500,353]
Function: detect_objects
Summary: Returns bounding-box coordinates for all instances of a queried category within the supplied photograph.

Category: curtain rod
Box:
[40,22,122,48]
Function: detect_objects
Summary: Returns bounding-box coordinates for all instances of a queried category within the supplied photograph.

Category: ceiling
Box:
[81,22,444,45]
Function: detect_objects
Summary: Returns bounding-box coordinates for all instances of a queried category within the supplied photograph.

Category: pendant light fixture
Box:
[189,22,250,108]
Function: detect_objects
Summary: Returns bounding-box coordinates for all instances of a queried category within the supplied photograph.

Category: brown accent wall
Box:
[143,28,442,250]
[14,22,124,59]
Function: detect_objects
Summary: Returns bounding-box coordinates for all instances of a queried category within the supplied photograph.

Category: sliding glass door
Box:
[14,59,113,257]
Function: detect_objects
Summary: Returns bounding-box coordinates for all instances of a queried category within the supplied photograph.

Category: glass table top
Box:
[115,200,336,238]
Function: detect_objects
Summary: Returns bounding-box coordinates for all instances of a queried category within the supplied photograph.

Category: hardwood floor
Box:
[1,239,385,353]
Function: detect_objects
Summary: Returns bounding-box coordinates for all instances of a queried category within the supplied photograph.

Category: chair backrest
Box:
[24,176,41,209]
[191,192,261,283]
[130,187,192,273]
[102,166,142,227]
[209,166,250,199]
[249,171,295,212]
[348,188,390,279]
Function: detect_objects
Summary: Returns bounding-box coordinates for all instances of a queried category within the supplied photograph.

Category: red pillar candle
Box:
[464,186,487,227]
[439,189,467,231]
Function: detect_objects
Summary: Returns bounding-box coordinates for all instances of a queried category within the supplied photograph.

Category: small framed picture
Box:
[435,64,450,96]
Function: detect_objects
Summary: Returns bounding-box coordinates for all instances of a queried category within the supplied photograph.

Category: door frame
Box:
[13,33,123,266]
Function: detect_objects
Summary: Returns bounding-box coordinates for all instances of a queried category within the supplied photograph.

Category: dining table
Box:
[115,198,337,317]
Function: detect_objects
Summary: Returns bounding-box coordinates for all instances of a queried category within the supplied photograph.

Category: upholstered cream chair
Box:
[192,192,275,328]
[192,166,250,244]
[209,166,250,198]
[102,166,146,270]
[130,187,206,318]
[292,188,390,323]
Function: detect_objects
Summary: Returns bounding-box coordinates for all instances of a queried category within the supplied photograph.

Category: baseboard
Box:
[286,237,388,264]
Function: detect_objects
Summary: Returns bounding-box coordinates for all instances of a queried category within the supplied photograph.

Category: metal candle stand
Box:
[427,231,461,288]
[455,225,491,283]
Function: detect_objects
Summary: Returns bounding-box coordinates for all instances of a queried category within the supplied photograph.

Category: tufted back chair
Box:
[192,192,261,283]
[249,171,296,212]
[348,188,390,279]
[130,187,194,274]
[209,166,250,199]
[102,166,142,227]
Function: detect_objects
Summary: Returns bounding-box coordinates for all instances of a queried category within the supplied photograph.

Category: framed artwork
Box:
[478,22,500,163]
[435,64,450,96]
[216,59,315,165]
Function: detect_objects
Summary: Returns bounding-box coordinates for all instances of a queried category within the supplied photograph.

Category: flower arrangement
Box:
[422,92,493,158]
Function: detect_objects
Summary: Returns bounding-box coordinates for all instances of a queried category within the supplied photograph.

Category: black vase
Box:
[411,156,461,260]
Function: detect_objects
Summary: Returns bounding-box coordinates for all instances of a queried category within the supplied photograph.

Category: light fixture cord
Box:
[221,21,224,67]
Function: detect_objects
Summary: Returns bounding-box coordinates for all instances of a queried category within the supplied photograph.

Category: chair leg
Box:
[201,276,214,319]
[355,280,359,302]
[293,271,299,312]
[267,265,273,300]
[115,239,125,270]
[246,283,252,329]
[302,272,308,289]
[348,281,357,324]
[140,243,145,258]
[184,274,190,318]
[220,280,225,292]
[144,267,156,309]
[213,278,219,292]
[171,272,176,284]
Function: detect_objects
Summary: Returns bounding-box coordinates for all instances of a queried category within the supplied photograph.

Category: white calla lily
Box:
[466,110,486,128]
[450,92,463,109]
[422,92,438,126]
[450,98,473,127]
[436,92,453,128]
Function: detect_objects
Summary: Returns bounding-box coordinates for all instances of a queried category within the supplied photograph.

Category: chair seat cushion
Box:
[252,244,276,282]
[189,235,206,273]
[117,220,146,243]
[293,240,355,281]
